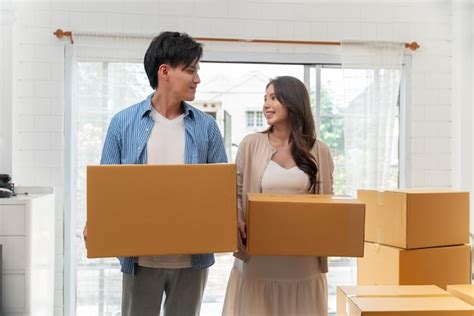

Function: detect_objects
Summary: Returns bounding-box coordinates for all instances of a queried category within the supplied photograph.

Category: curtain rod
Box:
[53,29,420,51]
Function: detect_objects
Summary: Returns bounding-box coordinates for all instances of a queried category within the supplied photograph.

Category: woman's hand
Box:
[234,209,250,262]
[237,209,246,248]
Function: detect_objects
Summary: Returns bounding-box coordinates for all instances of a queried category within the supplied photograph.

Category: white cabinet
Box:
[0,188,55,316]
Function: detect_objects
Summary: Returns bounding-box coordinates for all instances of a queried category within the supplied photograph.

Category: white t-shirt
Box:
[138,107,192,269]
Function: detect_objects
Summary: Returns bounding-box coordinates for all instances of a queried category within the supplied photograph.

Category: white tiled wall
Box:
[0,1,13,176]
[0,1,469,315]
[451,1,474,233]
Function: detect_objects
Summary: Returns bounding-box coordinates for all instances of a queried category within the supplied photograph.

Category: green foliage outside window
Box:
[311,87,347,195]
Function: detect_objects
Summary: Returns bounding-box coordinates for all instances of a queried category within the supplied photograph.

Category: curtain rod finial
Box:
[53,29,74,44]
[405,41,420,51]
[53,29,66,38]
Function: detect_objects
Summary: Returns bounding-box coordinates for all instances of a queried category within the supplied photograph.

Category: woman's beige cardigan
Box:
[236,132,335,273]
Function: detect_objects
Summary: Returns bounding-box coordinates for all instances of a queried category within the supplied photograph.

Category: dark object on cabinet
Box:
[0,174,15,198]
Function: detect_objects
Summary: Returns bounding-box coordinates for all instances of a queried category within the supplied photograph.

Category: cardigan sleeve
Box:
[327,145,335,195]
[235,136,250,211]
[315,140,335,195]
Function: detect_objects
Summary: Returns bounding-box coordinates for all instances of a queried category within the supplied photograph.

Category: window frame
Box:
[245,110,264,129]
[64,46,411,315]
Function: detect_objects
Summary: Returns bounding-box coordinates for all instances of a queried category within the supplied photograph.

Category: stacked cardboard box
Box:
[245,193,365,257]
[337,285,474,315]
[357,190,471,289]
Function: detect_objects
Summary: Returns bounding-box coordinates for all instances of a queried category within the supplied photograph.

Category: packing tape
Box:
[374,242,380,254]
[376,191,384,206]
[376,228,383,244]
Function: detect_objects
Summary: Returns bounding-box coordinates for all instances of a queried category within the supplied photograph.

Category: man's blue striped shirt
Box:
[100,93,228,274]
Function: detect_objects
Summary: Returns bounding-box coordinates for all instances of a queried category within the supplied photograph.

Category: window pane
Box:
[319,67,400,193]
[256,111,263,127]
[319,117,345,163]
[246,111,255,128]
[320,68,344,116]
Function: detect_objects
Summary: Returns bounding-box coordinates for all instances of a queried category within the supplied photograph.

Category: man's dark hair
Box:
[144,31,203,89]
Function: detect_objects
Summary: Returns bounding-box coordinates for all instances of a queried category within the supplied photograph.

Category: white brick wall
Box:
[5,0,468,315]
[0,2,13,175]
[451,1,474,231]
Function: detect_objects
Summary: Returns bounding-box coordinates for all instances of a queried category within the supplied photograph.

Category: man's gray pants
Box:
[121,266,208,316]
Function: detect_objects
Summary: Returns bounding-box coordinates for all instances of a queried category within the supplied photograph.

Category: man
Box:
[84,31,227,315]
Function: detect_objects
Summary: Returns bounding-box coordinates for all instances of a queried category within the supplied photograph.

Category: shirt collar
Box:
[140,93,195,119]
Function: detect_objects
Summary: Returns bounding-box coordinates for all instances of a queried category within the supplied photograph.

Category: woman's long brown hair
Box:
[265,76,318,191]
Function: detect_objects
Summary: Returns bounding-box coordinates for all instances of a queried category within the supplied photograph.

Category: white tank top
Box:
[241,160,321,281]
[138,107,192,269]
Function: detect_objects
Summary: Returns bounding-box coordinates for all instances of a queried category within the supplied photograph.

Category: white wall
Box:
[5,1,466,315]
[0,0,13,175]
[451,1,474,232]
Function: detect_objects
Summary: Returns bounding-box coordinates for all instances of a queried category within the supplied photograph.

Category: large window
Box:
[71,61,402,315]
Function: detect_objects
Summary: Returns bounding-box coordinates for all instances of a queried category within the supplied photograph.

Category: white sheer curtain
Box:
[341,41,404,197]
[65,36,151,316]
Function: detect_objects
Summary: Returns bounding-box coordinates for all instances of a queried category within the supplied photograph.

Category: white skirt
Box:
[222,256,328,316]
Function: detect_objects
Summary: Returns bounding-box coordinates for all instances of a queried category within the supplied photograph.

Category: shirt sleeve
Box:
[207,119,228,163]
[100,117,122,165]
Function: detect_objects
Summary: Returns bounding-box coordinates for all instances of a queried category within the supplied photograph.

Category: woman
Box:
[222,76,334,316]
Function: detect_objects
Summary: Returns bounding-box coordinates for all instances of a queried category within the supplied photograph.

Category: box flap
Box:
[448,284,474,306]
[247,193,363,205]
[339,285,448,297]
[352,296,474,313]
